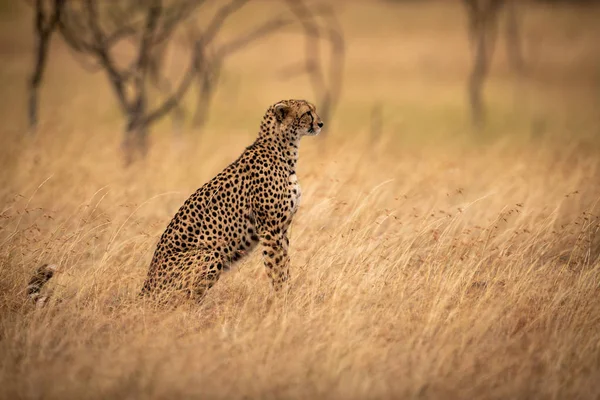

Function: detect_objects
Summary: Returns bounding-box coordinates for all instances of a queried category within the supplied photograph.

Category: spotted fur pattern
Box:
[140,99,323,303]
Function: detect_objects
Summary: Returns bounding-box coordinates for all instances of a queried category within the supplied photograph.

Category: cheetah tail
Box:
[27,263,57,308]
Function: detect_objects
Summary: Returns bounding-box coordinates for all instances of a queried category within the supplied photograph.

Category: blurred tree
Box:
[27,0,345,166]
[28,0,64,135]
[27,0,201,164]
[279,0,344,127]
[463,0,505,129]
[504,0,525,75]
[189,0,344,129]
[462,0,526,129]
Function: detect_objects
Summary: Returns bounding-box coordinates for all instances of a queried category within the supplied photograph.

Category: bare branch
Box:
[31,0,346,162]
[28,0,65,131]
[282,0,345,123]
[215,16,294,58]
[285,0,326,90]
[143,40,204,127]
[84,0,129,113]
[134,1,163,91]
[153,0,202,45]
[203,0,251,45]
[189,0,345,128]
[57,2,95,52]
[320,8,345,122]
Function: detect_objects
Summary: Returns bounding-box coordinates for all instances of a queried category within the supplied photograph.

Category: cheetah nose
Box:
[317,122,324,128]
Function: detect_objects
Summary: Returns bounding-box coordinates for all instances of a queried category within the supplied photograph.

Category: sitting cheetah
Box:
[26,100,322,306]
[140,99,322,303]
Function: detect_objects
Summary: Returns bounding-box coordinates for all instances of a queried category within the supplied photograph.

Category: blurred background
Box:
[1,0,598,170]
[1,1,600,398]
[1,0,600,313]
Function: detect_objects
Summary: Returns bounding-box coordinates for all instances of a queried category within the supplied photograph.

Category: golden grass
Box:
[1,1,600,399]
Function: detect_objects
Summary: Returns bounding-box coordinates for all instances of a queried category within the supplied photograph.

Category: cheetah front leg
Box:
[259,228,291,291]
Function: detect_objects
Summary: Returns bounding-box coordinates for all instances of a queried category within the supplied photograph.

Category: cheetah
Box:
[140,99,322,303]
[26,99,322,306]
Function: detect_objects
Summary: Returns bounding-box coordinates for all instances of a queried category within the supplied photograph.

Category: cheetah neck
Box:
[257,111,301,174]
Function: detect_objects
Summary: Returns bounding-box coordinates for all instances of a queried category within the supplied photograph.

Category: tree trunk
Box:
[28,17,54,133]
[192,66,219,129]
[122,122,150,167]
[122,100,149,166]
[468,27,488,129]
[505,0,525,74]
[465,0,504,130]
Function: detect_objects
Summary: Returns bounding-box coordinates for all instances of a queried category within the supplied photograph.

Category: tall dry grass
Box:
[1,1,600,399]
[1,127,600,399]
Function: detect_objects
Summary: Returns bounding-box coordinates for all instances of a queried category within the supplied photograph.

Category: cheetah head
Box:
[272,99,323,137]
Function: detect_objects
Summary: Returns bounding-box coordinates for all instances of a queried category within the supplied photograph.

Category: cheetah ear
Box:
[273,103,290,123]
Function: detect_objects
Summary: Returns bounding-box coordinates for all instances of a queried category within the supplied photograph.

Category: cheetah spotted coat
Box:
[140,99,323,303]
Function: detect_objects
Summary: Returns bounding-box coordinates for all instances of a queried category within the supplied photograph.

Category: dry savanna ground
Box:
[1,1,600,399]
